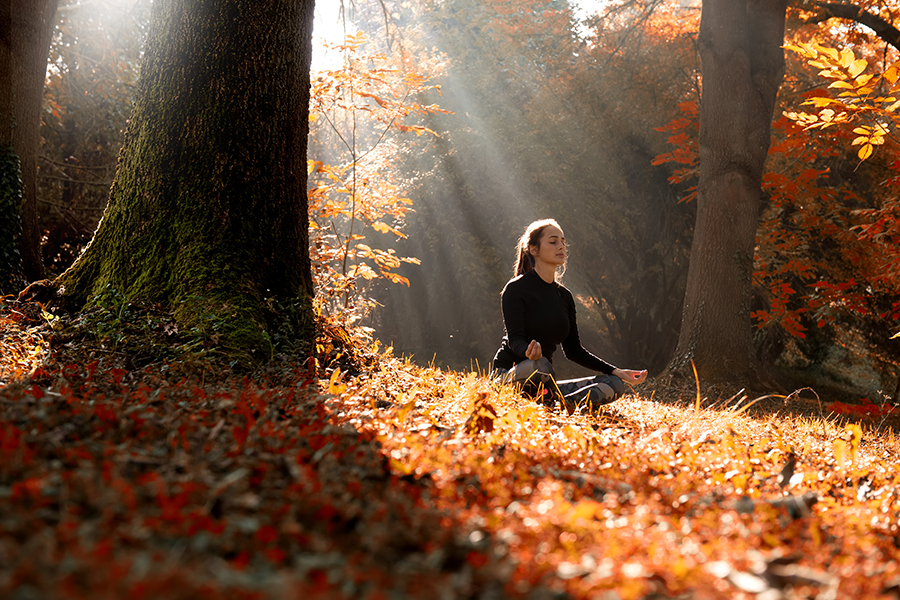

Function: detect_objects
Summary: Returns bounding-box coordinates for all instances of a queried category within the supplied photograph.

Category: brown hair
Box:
[513,219,566,280]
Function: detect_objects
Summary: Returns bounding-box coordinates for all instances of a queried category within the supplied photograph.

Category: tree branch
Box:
[805,3,900,52]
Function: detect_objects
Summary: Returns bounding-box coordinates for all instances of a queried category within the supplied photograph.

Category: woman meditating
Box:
[491,219,647,410]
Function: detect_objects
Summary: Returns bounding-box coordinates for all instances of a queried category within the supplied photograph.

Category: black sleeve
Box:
[500,282,531,359]
[560,289,616,375]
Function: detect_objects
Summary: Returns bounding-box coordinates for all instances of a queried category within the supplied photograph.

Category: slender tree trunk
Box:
[56,0,316,364]
[667,0,787,385]
[0,0,57,291]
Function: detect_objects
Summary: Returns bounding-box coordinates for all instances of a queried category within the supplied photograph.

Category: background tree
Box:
[56,0,316,364]
[655,0,900,394]
[0,0,58,292]
[39,0,150,274]
[666,0,788,385]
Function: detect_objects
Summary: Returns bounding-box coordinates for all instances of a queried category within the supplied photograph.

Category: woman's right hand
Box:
[525,340,542,361]
[613,368,648,384]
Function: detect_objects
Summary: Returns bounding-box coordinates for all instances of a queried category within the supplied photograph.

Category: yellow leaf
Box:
[834,439,847,470]
[388,457,413,476]
[804,97,841,108]
[848,423,862,446]
[810,523,823,545]
[885,65,900,84]
[891,331,900,339]
[397,395,416,421]
[852,127,871,135]
[571,502,597,522]
[671,558,690,579]
[851,136,868,146]
[858,143,874,160]
[328,368,347,394]
[820,46,840,62]
[783,42,817,59]
[388,273,410,286]
[839,48,856,68]
[501,408,519,429]
[350,263,378,279]
[849,58,867,79]
[828,80,854,89]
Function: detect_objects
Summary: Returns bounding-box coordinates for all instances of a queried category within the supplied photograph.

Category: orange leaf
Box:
[858,143,874,160]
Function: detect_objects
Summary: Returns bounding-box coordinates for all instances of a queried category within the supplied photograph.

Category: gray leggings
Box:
[493,366,626,408]
[556,374,625,407]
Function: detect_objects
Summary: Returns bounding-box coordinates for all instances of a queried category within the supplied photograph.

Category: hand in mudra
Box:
[613,368,648,385]
[525,340,542,361]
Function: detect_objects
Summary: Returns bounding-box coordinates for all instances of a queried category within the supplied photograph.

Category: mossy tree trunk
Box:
[57,0,316,363]
[667,0,787,386]
[0,0,57,292]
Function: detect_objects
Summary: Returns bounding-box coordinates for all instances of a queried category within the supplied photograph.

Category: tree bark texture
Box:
[669,0,787,384]
[57,0,316,361]
[0,0,57,289]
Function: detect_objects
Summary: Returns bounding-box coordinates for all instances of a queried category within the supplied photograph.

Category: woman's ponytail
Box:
[513,242,536,277]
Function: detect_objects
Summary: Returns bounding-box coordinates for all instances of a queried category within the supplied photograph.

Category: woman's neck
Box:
[532,262,556,284]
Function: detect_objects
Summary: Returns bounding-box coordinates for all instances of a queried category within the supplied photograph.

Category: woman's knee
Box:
[595,374,625,396]
[610,376,625,396]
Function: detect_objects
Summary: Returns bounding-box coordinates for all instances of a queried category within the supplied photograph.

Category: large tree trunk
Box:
[0,0,57,292]
[56,0,316,364]
[667,0,787,385]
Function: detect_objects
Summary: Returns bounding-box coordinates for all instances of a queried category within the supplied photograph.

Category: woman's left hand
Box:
[613,368,648,384]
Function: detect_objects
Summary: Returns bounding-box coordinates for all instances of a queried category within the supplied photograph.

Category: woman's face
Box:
[531,225,566,266]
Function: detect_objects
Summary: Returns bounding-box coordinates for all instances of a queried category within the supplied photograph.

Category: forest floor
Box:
[2,297,900,600]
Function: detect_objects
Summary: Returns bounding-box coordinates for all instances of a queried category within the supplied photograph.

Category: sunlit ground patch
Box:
[0,300,51,385]
[330,357,900,598]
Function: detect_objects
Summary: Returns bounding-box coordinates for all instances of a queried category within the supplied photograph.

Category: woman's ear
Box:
[529,244,538,257]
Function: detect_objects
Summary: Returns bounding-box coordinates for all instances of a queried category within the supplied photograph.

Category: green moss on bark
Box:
[56,0,316,364]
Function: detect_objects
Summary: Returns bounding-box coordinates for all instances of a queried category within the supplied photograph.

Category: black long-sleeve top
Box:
[491,269,616,374]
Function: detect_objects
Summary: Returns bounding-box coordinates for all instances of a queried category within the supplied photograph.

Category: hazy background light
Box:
[312,0,609,71]
[313,0,360,71]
